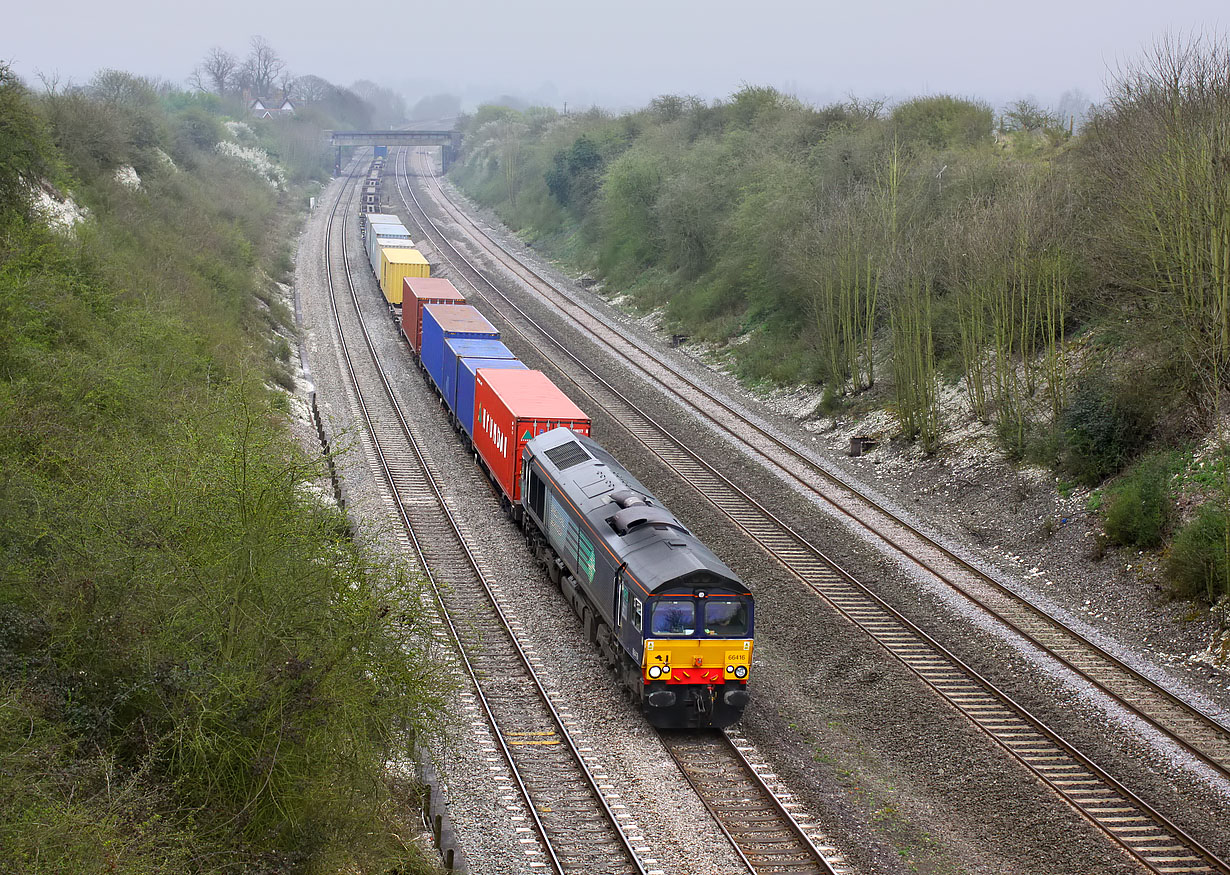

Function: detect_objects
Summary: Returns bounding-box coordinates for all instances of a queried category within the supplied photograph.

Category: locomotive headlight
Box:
[735,665,748,679]
[661,664,670,675]
[726,665,736,674]
[648,665,662,679]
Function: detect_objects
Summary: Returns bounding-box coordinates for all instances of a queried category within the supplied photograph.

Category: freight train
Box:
[358,207,430,321]
[363,171,753,729]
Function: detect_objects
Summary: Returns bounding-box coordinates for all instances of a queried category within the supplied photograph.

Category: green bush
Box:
[817,385,844,416]
[1060,381,1152,485]
[172,105,225,155]
[1103,454,1174,547]
[1166,504,1230,601]
[890,95,993,150]
[1,76,448,872]
[0,64,60,222]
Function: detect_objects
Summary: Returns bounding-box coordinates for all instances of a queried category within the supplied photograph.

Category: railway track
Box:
[393,147,1230,874]
[664,729,849,875]
[321,162,645,875]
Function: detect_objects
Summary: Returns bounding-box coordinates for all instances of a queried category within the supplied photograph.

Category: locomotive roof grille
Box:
[544,440,590,470]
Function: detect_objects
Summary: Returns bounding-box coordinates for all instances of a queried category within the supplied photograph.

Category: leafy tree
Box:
[0,63,58,223]
[545,134,603,210]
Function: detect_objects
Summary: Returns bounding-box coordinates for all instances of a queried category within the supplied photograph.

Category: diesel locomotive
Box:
[519,428,753,729]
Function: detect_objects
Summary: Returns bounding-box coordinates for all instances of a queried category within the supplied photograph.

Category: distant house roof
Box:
[249,95,294,117]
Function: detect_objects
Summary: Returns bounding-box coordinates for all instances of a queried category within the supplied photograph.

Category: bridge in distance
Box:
[329,129,461,173]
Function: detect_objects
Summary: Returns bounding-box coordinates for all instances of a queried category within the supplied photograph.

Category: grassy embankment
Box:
[0,66,448,872]
[449,39,1230,612]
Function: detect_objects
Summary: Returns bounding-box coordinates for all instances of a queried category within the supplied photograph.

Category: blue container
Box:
[440,338,517,413]
[456,358,528,438]
[421,304,500,398]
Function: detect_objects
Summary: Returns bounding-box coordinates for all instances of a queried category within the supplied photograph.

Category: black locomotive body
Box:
[519,427,753,729]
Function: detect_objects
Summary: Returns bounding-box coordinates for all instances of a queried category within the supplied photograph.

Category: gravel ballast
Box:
[294,168,751,875]
[397,163,1230,872]
[281,152,1230,873]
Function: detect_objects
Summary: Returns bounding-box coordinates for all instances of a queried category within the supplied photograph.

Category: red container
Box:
[473,369,590,502]
[402,277,466,352]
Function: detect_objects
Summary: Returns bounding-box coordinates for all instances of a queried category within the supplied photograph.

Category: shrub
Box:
[41,90,136,180]
[1,74,449,871]
[173,105,225,155]
[0,63,60,223]
[1060,381,1152,485]
[1166,504,1230,601]
[1103,454,1174,548]
[890,95,993,150]
[817,385,843,416]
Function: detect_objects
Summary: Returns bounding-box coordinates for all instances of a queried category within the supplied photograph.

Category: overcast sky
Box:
[5,0,1228,111]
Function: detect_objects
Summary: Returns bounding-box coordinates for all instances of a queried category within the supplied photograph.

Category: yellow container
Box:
[380,248,430,306]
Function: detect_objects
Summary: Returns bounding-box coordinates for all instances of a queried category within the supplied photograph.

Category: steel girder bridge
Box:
[329,129,461,173]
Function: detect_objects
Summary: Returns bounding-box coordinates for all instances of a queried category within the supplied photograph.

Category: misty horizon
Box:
[6,0,1229,115]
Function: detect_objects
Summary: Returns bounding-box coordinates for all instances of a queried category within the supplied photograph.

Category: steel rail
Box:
[402,149,1230,788]
[394,149,850,875]
[322,160,644,875]
[391,147,1230,874]
[661,730,847,875]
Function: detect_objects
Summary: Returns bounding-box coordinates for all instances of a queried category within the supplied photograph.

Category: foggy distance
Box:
[5,0,1229,110]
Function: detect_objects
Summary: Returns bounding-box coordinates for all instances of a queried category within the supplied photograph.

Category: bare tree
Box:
[241,36,285,98]
[277,69,296,100]
[1002,98,1057,132]
[197,46,238,95]
[35,68,62,95]
[88,68,158,105]
[846,92,887,120]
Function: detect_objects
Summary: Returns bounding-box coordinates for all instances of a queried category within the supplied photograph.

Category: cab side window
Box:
[528,470,546,520]
[619,584,629,623]
[633,598,642,632]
